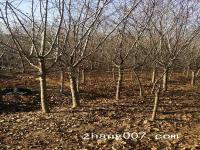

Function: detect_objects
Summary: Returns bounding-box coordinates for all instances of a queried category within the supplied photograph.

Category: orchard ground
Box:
[0,71,200,149]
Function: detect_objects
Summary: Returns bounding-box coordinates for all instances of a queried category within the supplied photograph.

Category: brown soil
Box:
[0,71,200,149]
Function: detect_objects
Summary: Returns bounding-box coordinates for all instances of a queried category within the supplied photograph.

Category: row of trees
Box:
[1,0,200,115]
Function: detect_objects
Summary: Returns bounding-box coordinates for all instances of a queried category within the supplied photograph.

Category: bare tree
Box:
[182,42,200,86]
[103,0,155,99]
[0,0,64,113]
[150,0,200,92]
[57,0,143,107]
[151,84,160,121]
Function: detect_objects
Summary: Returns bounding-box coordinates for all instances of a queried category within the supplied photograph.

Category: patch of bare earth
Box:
[0,72,200,149]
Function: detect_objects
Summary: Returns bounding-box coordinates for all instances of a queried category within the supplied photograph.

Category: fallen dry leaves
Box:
[0,71,200,149]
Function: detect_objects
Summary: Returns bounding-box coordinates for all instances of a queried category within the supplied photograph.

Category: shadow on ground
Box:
[0,90,40,113]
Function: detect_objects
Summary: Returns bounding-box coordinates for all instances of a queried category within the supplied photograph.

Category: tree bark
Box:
[19,53,25,73]
[107,64,110,71]
[163,68,169,91]
[60,70,64,94]
[191,70,195,86]
[76,68,80,92]
[8,63,12,72]
[112,67,116,82]
[183,67,185,75]
[116,67,123,100]
[186,66,190,78]
[69,67,80,108]
[151,86,160,121]
[133,70,144,97]
[169,69,173,80]
[152,67,156,83]
[131,69,134,82]
[39,58,50,113]
[81,68,85,84]
[196,69,200,77]
[90,61,93,70]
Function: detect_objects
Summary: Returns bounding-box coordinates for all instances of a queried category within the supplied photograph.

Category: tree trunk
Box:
[8,64,12,72]
[133,70,144,97]
[151,86,160,121]
[191,70,195,86]
[183,68,185,76]
[186,66,190,78]
[39,58,50,113]
[151,81,156,94]
[81,68,85,84]
[163,68,169,91]
[169,69,173,80]
[69,67,80,108]
[90,61,93,70]
[107,64,110,71]
[60,70,64,94]
[112,67,116,82]
[76,68,80,92]
[152,67,156,83]
[131,69,134,82]
[19,53,25,73]
[116,67,123,100]
[196,69,200,77]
